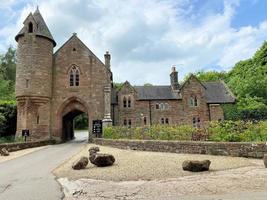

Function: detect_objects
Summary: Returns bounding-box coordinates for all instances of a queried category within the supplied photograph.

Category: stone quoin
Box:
[15,8,235,142]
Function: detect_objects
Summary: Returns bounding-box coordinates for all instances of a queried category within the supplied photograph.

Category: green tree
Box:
[195,70,227,82]
[0,47,16,84]
[0,47,16,101]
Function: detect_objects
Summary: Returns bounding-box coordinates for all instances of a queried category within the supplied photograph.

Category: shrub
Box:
[208,120,267,142]
[0,100,17,137]
[103,125,197,141]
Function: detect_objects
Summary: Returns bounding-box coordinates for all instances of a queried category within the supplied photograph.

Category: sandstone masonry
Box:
[15,8,235,142]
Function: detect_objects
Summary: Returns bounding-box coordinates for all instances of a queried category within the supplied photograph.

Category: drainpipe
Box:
[149,100,152,126]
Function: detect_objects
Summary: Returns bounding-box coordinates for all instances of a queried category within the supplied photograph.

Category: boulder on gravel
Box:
[88,146,100,156]
[90,153,115,167]
[182,160,211,172]
[72,156,89,170]
[0,148,9,156]
[263,154,267,168]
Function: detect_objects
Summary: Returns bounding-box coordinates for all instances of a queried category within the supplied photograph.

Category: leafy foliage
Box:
[208,120,267,142]
[0,100,17,137]
[0,47,16,101]
[104,125,197,140]
[74,113,88,130]
[186,41,267,120]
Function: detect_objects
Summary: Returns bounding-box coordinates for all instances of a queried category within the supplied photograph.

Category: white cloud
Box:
[0,0,267,84]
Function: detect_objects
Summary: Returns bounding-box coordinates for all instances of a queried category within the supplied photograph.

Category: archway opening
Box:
[62,109,88,141]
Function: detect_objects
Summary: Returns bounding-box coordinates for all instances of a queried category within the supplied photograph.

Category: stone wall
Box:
[93,138,267,158]
[0,140,55,152]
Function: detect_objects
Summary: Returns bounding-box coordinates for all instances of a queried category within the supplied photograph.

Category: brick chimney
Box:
[104,51,111,69]
[170,66,179,90]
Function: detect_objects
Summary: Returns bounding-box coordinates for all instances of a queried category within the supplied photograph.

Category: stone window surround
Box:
[69,65,80,87]
[193,117,201,128]
[122,95,133,109]
[160,117,169,124]
[189,96,199,107]
[155,102,170,110]
[123,118,132,127]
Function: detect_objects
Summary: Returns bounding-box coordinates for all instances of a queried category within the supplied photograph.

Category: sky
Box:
[0,0,267,85]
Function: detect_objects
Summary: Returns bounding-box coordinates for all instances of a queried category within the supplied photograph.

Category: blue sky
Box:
[0,0,267,85]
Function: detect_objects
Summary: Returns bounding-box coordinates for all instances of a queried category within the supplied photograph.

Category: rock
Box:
[72,156,89,170]
[0,148,9,156]
[263,154,267,168]
[90,153,115,167]
[88,146,100,156]
[182,160,211,172]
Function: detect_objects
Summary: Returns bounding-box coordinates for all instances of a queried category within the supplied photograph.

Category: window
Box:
[194,96,198,107]
[165,103,169,110]
[144,117,147,125]
[197,118,201,128]
[26,79,29,88]
[161,117,169,124]
[165,118,169,124]
[193,117,200,128]
[156,103,169,110]
[69,66,80,87]
[37,115,39,124]
[189,96,198,107]
[123,119,132,127]
[123,97,127,108]
[28,22,33,33]
[192,117,196,127]
[128,97,131,108]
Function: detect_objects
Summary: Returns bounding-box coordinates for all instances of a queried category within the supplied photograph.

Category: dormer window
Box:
[69,66,80,87]
[28,22,33,33]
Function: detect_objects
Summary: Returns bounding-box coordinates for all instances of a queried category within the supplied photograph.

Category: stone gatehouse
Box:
[15,8,235,141]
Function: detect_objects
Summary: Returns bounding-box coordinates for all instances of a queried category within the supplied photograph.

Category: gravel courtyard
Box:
[54,144,267,200]
[54,144,260,181]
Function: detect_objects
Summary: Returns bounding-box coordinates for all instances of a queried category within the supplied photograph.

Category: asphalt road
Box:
[0,132,87,200]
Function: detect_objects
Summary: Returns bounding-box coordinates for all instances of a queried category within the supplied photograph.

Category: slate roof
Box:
[15,8,56,46]
[203,81,236,103]
[113,81,235,104]
[134,86,180,100]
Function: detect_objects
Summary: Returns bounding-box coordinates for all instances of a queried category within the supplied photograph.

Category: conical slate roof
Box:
[15,8,56,46]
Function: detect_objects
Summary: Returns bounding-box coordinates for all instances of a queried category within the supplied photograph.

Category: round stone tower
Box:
[15,8,56,140]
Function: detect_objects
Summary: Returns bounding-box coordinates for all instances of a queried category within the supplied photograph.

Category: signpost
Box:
[22,129,30,142]
[92,120,103,138]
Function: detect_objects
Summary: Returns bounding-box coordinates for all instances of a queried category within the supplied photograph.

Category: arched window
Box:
[69,66,80,86]
[123,97,127,108]
[128,97,131,108]
[161,118,165,124]
[28,22,33,33]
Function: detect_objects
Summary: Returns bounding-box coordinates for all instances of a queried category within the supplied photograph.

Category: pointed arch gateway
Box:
[56,97,91,141]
